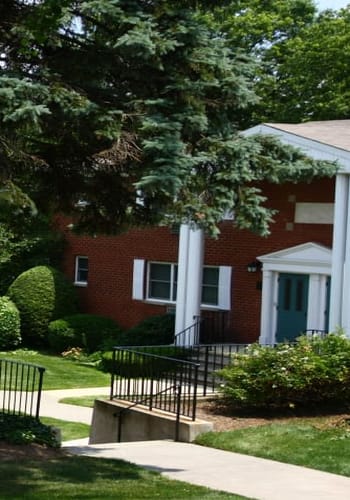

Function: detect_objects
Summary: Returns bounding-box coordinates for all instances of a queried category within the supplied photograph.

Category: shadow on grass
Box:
[0,453,240,499]
[0,455,143,499]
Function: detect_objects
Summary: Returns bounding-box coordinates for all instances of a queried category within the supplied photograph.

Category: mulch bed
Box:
[0,441,67,461]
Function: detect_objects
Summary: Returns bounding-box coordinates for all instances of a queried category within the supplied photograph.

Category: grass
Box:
[1,349,110,389]
[0,454,247,500]
[40,417,90,441]
[195,417,350,477]
[59,395,105,407]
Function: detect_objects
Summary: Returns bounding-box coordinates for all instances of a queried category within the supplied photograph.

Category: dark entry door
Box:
[276,273,309,342]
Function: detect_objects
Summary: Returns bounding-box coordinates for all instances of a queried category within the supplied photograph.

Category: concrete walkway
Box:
[42,388,350,500]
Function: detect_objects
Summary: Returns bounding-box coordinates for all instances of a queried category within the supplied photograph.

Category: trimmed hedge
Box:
[218,332,350,410]
[7,265,78,346]
[101,346,191,377]
[116,314,175,346]
[0,296,21,349]
[48,314,123,354]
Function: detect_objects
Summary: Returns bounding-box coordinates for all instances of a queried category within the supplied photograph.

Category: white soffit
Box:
[258,242,332,274]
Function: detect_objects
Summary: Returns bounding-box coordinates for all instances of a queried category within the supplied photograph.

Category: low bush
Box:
[0,413,60,447]
[48,314,123,354]
[116,314,175,346]
[0,296,21,349]
[7,265,78,346]
[218,332,350,410]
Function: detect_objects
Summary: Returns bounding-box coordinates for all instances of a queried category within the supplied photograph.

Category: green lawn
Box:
[40,417,90,441]
[0,454,247,500]
[195,418,350,477]
[59,395,105,407]
[1,349,110,389]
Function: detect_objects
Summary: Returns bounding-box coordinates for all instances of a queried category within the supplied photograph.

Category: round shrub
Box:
[47,318,78,353]
[116,314,175,346]
[48,314,123,354]
[7,265,78,346]
[0,296,21,349]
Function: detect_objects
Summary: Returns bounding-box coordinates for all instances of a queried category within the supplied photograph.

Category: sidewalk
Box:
[42,388,350,500]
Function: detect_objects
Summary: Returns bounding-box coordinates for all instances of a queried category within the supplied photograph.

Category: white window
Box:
[201,267,219,306]
[133,260,231,310]
[75,256,88,285]
[147,262,178,302]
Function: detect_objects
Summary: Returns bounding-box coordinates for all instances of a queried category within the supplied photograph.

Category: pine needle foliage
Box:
[0,1,336,236]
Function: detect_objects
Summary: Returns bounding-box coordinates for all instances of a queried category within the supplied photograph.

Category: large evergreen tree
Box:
[0,0,336,237]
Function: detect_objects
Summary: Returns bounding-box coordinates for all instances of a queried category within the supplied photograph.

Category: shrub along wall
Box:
[218,332,350,410]
[7,265,78,346]
[48,314,123,354]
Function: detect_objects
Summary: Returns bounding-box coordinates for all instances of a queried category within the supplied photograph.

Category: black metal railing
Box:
[186,343,249,395]
[0,358,45,419]
[174,317,202,346]
[110,347,199,421]
[304,329,328,338]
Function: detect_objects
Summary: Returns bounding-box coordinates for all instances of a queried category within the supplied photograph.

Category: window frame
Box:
[74,255,89,286]
[146,261,178,303]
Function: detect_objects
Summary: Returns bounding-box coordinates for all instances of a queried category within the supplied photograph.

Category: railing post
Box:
[192,364,198,421]
[117,411,123,443]
[203,345,210,396]
[175,383,182,441]
[35,367,45,420]
[110,348,116,400]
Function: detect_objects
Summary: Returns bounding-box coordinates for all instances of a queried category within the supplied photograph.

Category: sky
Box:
[317,0,349,10]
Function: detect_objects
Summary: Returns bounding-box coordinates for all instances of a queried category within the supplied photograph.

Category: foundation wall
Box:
[89,399,213,444]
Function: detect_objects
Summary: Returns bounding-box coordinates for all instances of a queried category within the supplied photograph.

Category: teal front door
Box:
[276,273,309,342]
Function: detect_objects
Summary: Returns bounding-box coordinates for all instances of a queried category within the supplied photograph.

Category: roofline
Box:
[242,123,350,172]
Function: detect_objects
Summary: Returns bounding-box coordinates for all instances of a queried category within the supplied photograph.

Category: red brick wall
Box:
[56,177,335,343]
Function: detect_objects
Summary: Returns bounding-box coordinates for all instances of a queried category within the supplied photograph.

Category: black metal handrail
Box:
[304,329,328,338]
[174,317,202,346]
[0,358,45,419]
[110,347,199,422]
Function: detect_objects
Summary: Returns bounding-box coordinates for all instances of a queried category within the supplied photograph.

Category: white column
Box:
[329,174,349,333]
[184,226,204,333]
[259,269,275,345]
[175,224,190,337]
[341,178,350,335]
[175,224,204,345]
[319,275,330,331]
[307,274,321,331]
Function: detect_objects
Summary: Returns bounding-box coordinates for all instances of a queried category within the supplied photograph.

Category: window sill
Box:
[74,282,88,287]
[144,299,225,310]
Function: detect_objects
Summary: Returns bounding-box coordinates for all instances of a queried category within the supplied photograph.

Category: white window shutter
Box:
[132,259,145,300]
[218,266,232,310]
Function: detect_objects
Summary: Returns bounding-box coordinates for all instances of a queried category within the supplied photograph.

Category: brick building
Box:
[58,120,350,345]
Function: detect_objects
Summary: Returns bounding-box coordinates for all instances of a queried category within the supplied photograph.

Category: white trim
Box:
[146,261,177,302]
[132,259,145,300]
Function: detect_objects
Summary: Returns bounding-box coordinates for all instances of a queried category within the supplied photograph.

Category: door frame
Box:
[258,243,332,345]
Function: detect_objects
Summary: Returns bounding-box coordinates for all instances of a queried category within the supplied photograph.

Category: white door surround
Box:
[258,242,332,345]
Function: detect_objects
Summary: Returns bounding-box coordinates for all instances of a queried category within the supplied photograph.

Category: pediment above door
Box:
[258,242,332,275]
